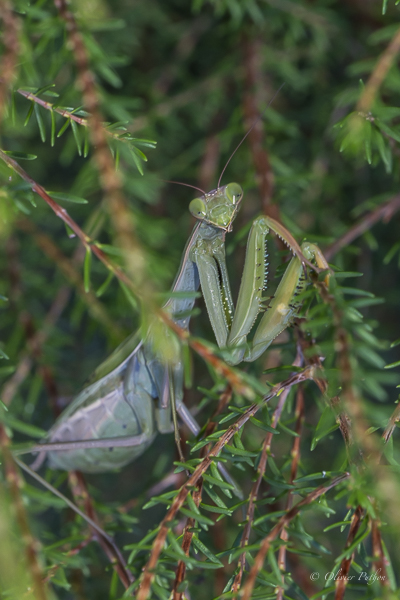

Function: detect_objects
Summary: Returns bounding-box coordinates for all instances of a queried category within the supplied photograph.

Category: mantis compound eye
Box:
[189,198,207,219]
[225,182,243,204]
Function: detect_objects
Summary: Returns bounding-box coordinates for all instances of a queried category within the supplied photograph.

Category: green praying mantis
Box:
[22,179,328,474]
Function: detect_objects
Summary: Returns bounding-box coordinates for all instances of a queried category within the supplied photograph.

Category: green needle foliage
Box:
[1,1,400,599]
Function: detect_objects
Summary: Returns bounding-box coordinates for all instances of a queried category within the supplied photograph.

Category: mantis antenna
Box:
[161,179,206,195]
[217,82,286,189]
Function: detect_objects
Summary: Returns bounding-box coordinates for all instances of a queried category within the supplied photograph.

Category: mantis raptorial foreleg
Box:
[191,213,327,366]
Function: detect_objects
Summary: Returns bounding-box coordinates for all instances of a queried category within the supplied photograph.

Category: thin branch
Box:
[357,24,400,114]
[17,88,143,146]
[371,518,390,587]
[334,505,364,600]
[172,480,203,600]
[325,194,400,260]
[137,366,319,600]
[0,426,50,600]
[0,1,20,123]
[241,473,350,600]
[276,385,305,600]
[382,402,400,444]
[241,37,278,220]
[54,0,148,291]
[68,471,133,589]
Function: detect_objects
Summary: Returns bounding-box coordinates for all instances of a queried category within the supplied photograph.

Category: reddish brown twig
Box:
[382,402,400,445]
[68,471,133,590]
[276,385,305,600]
[172,480,203,600]
[334,505,364,600]
[241,473,350,600]
[241,36,278,221]
[0,425,50,600]
[0,2,20,123]
[357,25,400,114]
[54,0,147,291]
[325,194,400,260]
[371,518,390,587]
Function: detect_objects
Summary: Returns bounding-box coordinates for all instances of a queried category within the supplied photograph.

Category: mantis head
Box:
[189,182,243,232]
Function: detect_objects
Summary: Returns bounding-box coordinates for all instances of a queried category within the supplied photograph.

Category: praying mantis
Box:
[24,180,328,474]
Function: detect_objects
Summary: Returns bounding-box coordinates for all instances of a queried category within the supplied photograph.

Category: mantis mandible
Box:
[23,181,327,473]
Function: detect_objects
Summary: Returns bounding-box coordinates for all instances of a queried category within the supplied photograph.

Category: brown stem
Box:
[276,386,305,600]
[334,505,364,600]
[54,0,147,291]
[0,1,20,123]
[357,25,400,113]
[382,402,400,444]
[68,471,133,590]
[371,518,390,587]
[241,36,278,221]
[0,425,50,600]
[324,194,400,261]
[172,480,203,600]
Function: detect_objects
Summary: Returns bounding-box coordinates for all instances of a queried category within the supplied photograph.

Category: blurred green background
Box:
[1,0,400,599]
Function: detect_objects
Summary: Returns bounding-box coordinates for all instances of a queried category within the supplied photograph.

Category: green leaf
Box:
[2,415,47,438]
[24,102,34,126]
[384,241,400,265]
[50,109,56,147]
[47,191,88,204]
[34,103,46,142]
[71,120,82,156]
[0,348,9,359]
[84,247,92,293]
[57,118,71,137]
[200,503,232,516]
[311,406,338,450]
[96,272,114,297]
[179,507,214,525]
[35,83,57,96]
[333,271,363,279]
[83,128,90,158]
[375,127,392,173]
[385,359,400,369]
[192,535,223,565]
[376,119,400,143]
[2,150,37,160]
[119,282,138,311]
[224,444,258,457]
